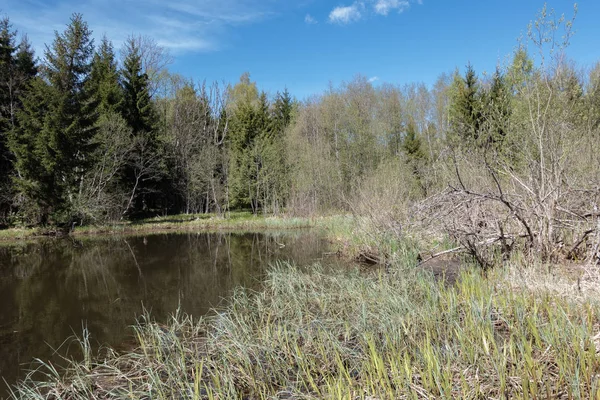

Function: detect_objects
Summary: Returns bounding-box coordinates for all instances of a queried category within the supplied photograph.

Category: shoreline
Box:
[5,214,600,398]
[9,257,599,399]
[0,213,327,243]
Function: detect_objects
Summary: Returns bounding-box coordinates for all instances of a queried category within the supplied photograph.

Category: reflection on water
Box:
[0,231,331,397]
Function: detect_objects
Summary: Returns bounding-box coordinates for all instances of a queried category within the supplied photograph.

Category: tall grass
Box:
[11,254,600,399]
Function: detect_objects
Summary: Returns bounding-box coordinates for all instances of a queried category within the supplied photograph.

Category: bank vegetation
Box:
[4,3,600,399]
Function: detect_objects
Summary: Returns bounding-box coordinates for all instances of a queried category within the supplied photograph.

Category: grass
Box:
[0,227,42,241]
[9,245,600,399]
[0,212,327,242]
[73,212,316,236]
[6,214,600,398]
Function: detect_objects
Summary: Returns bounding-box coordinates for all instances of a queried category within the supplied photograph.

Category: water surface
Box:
[0,230,332,397]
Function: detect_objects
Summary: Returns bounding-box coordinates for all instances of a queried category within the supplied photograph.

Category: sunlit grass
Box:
[72,212,319,235]
[11,253,600,399]
[0,212,330,242]
[0,227,41,241]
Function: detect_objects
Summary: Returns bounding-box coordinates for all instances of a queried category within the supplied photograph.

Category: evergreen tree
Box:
[227,74,273,211]
[0,17,18,220]
[0,21,36,168]
[402,119,426,195]
[267,89,294,211]
[481,67,511,149]
[14,37,37,84]
[402,120,425,161]
[120,37,161,216]
[121,37,156,135]
[271,88,293,134]
[0,18,38,222]
[0,17,16,135]
[11,13,95,224]
[449,64,483,146]
[88,36,123,117]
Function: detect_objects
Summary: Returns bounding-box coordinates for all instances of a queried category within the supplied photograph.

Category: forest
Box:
[0,5,598,264]
[4,4,600,399]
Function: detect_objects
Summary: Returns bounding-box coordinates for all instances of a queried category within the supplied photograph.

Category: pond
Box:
[0,230,335,398]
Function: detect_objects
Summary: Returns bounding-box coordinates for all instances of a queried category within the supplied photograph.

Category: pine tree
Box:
[11,13,96,224]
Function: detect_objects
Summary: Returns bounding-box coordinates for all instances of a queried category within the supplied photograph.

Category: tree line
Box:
[1,7,599,264]
[0,14,293,226]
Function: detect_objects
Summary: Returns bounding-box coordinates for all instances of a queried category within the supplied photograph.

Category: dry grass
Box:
[10,253,600,399]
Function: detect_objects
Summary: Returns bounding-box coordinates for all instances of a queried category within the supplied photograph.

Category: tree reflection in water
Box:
[0,231,332,396]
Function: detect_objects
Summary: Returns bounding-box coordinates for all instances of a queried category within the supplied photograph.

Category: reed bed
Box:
[10,251,600,399]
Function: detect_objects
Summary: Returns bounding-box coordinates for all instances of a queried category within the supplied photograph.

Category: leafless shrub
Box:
[414,5,599,269]
[350,158,421,241]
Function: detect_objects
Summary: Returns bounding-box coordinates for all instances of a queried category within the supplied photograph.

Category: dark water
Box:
[0,230,333,398]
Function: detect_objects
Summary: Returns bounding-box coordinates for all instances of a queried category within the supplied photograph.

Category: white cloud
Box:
[2,0,282,55]
[304,14,318,24]
[328,0,420,25]
[329,4,363,24]
[368,76,379,83]
[373,0,409,16]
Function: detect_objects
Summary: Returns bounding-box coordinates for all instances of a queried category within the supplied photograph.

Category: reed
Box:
[11,251,600,399]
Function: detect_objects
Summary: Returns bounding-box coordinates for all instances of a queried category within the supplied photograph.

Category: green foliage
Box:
[448,64,483,146]
[228,74,272,212]
[10,13,95,224]
[120,36,164,217]
[121,37,157,136]
[402,119,425,161]
[480,68,511,151]
[88,36,123,117]
[0,17,37,223]
[0,17,17,134]
[0,2,596,244]
[271,88,294,133]
[402,119,426,195]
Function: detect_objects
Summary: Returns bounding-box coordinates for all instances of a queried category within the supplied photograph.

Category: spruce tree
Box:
[89,36,123,117]
[402,120,425,161]
[120,37,161,216]
[271,88,293,134]
[0,18,17,222]
[482,68,511,149]
[227,75,273,211]
[0,17,16,134]
[0,18,37,223]
[11,13,96,224]
[449,64,483,146]
[402,119,426,195]
[121,37,156,135]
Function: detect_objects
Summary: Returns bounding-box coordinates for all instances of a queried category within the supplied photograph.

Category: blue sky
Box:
[2,0,599,99]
